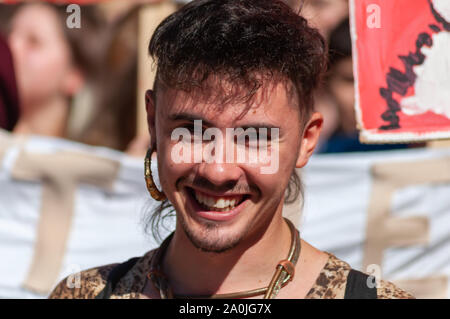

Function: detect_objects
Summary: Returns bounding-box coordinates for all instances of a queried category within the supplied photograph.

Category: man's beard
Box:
[178,214,250,253]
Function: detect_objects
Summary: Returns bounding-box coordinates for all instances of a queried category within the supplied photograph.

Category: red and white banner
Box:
[350,0,450,143]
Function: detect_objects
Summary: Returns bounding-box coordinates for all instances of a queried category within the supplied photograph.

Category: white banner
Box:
[301,148,450,298]
[0,130,449,298]
[0,131,164,298]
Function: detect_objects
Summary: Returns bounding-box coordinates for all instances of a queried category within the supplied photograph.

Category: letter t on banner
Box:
[12,151,120,294]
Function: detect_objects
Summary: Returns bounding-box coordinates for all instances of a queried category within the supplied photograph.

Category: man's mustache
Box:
[178,175,260,196]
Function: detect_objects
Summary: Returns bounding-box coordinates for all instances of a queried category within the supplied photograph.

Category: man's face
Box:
[149,81,308,253]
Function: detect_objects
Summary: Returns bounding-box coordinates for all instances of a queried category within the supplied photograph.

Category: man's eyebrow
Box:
[236,123,279,131]
[168,113,279,131]
[168,113,215,127]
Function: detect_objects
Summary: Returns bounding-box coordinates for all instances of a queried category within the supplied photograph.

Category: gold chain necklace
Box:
[146,218,301,299]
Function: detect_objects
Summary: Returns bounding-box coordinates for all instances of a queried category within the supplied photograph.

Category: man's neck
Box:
[161,210,292,297]
[13,96,69,138]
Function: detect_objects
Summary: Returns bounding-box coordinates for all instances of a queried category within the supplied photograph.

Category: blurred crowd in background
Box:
[0,0,421,156]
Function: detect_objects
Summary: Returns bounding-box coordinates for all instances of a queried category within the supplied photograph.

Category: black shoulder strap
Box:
[344,269,377,299]
[95,257,140,299]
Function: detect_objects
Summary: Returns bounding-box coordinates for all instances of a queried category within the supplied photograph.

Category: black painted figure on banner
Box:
[380,0,450,130]
[49,0,414,299]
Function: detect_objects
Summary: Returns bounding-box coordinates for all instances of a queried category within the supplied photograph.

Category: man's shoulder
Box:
[377,279,415,299]
[307,253,414,299]
[48,263,117,299]
[48,249,157,299]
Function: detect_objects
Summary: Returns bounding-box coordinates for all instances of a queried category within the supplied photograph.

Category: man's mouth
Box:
[194,190,246,212]
[184,186,250,218]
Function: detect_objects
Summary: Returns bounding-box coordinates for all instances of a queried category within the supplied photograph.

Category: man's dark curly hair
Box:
[144,0,327,241]
[149,0,326,117]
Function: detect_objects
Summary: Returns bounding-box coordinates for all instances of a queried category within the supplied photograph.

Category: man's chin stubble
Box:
[179,216,245,254]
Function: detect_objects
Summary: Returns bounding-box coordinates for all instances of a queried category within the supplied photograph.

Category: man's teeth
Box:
[194,191,243,211]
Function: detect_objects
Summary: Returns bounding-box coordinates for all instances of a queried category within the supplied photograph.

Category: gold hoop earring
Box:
[145,149,166,201]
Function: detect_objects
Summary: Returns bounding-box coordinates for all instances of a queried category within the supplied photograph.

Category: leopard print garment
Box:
[48,251,414,299]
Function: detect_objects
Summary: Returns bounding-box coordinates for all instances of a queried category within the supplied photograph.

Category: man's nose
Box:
[196,162,243,188]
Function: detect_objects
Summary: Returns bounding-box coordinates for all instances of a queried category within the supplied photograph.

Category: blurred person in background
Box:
[0,33,20,132]
[1,1,168,156]
[283,0,343,148]
[99,0,166,23]
[301,0,349,41]
[317,18,414,153]
[86,1,179,156]
[78,5,140,153]
[6,2,104,138]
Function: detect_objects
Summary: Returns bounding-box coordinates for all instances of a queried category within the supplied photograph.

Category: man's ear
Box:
[295,112,323,168]
[145,89,157,149]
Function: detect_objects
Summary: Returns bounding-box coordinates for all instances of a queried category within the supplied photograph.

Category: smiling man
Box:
[49,0,413,299]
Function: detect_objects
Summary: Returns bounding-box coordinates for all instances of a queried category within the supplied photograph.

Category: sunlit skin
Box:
[142,80,330,298]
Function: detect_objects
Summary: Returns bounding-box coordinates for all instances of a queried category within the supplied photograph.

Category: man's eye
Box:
[178,123,192,131]
[180,123,199,133]
[257,132,270,143]
[178,124,206,140]
[235,133,272,147]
